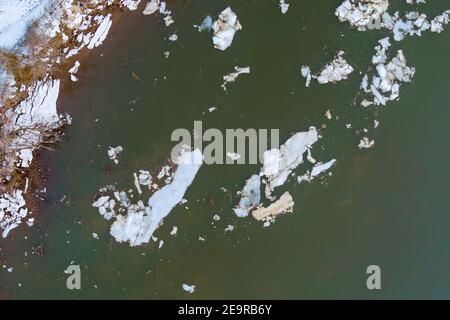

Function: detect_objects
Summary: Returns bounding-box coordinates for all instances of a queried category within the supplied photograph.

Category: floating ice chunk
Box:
[212,7,242,51]
[122,0,141,11]
[108,146,123,164]
[213,214,221,221]
[87,14,112,50]
[233,175,261,217]
[335,0,389,31]
[300,65,312,87]
[109,149,203,246]
[358,137,375,149]
[262,126,318,199]
[182,284,195,293]
[208,106,217,113]
[252,192,294,222]
[325,110,332,120]
[92,233,99,239]
[92,196,110,208]
[170,226,178,236]
[70,74,78,82]
[225,225,235,232]
[316,51,354,84]
[69,61,80,75]
[221,66,250,91]
[143,0,160,15]
[311,159,336,177]
[168,33,178,41]
[279,0,289,14]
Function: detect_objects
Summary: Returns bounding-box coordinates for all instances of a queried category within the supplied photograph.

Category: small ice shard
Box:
[316,51,354,84]
[300,65,312,87]
[262,126,318,199]
[279,0,289,14]
[252,192,294,222]
[170,226,178,236]
[225,225,235,232]
[221,66,250,91]
[233,174,261,218]
[325,110,332,120]
[70,74,78,82]
[213,214,221,221]
[212,7,242,51]
[196,15,213,32]
[143,0,160,15]
[92,233,99,239]
[182,284,196,293]
[208,106,217,113]
[226,152,241,161]
[358,137,375,149]
[108,146,123,164]
[158,240,164,249]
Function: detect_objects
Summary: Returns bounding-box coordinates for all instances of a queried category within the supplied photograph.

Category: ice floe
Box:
[93,149,203,247]
[212,7,242,51]
[262,126,318,199]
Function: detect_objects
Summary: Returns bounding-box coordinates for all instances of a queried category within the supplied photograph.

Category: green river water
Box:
[1,0,450,299]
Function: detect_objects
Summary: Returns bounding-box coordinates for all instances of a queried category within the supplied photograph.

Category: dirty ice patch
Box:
[252,191,294,223]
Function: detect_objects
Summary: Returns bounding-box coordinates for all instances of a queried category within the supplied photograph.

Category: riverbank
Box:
[0,1,147,239]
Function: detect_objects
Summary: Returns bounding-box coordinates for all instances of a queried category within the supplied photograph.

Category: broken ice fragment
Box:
[233,174,261,218]
[108,146,123,164]
[262,126,318,199]
[279,0,289,14]
[358,137,375,149]
[182,284,196,293]
[212,7,242,51]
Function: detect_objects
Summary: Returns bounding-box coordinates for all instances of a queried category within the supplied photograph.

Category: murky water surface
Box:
[1,0,450,299]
